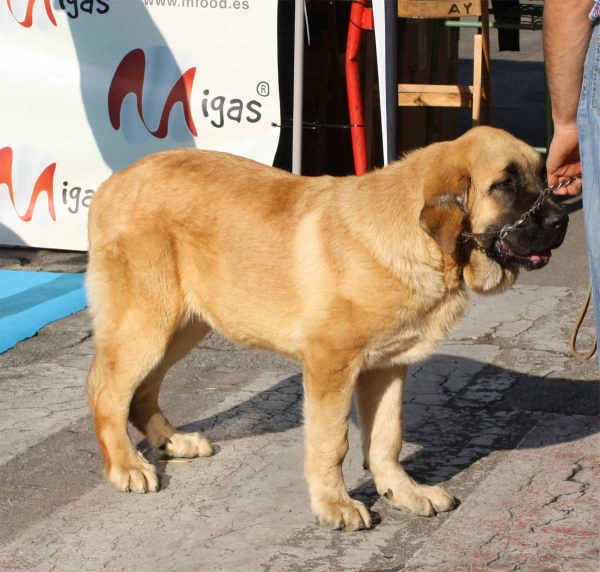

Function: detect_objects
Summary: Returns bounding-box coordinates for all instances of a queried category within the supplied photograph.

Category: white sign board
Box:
[0,0,281,251]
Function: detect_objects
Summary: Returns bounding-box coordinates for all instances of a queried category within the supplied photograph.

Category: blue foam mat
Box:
[0,270,87,354]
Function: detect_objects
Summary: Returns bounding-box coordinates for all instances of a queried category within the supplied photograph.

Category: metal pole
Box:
[385,0,398,164]
[292,0,304,175]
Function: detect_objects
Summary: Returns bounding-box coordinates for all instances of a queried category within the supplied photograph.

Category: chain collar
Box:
[457,176,579,279]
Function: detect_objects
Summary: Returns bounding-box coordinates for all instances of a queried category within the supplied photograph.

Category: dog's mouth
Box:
[488,239,552,270]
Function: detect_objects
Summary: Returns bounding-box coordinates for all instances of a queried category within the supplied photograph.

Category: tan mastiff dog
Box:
[86,126,568,530]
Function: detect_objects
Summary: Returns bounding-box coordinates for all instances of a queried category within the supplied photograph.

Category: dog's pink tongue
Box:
[528,249,552,263]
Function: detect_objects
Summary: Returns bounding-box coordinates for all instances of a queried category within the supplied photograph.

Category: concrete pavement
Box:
[0,276,597,571]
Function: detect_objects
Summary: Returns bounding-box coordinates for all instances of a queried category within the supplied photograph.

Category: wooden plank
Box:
[398,84,473,107]
[472,33,483,125]
[398,0,482,19]
[398,83,473,107]
[480,0,492,124]
[399,84,474,94]
[398,91,473,107]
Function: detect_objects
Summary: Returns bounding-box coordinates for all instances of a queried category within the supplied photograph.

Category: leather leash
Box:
[570,278,597,360]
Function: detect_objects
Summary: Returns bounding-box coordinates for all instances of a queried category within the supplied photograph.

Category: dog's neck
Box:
[336,155,462,292]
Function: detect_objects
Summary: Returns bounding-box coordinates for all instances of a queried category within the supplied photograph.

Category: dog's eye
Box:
[492,178,515,191]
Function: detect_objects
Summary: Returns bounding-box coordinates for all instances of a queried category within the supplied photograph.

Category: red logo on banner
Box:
[0,147,56,222]
[5,0,57,28]
[108,48,198,140]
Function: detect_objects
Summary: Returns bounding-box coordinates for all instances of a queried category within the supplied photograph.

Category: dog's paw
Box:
[107,452,159,494]
[416,484,456,513]
[313,499,372,531]
[384,484,455,516]
[160,432,214,459]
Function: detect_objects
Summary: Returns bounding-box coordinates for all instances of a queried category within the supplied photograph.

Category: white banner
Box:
[0,0,281,251]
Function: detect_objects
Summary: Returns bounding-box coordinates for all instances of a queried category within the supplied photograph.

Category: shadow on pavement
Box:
[176,355,598,504]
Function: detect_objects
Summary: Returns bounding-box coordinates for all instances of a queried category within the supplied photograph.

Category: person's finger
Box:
[566,180,583,195]
[553,179,582,196]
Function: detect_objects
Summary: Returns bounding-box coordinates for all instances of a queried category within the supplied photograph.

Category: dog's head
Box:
[419,126,568,295]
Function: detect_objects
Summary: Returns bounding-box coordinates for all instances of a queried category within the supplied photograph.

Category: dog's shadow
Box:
[160,355,598,513]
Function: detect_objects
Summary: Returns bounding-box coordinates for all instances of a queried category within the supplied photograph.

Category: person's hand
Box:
[546,127,583,195]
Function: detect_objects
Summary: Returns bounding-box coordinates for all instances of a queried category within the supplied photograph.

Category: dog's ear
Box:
[419,192,467,255]
[418,145,471,255]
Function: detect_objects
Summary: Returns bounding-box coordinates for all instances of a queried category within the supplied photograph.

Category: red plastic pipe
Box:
[346,0,367,176]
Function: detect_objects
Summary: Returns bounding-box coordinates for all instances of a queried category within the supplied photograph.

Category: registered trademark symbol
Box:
[257,82,270,97]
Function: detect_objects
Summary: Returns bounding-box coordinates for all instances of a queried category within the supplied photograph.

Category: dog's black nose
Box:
[544,210,569,231]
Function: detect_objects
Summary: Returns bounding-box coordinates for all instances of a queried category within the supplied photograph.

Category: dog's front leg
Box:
[356,366,456,516]
[303,354,371,531]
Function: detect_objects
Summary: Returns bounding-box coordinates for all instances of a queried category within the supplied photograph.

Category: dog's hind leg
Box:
[356,365,456,516]
[86,238,187,494]
[87,320,172,494]
[128,318,214,459]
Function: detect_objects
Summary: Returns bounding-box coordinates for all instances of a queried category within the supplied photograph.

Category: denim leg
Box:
[577,23,600,371]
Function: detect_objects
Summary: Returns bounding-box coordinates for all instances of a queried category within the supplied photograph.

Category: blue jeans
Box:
[578,21,600,369]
